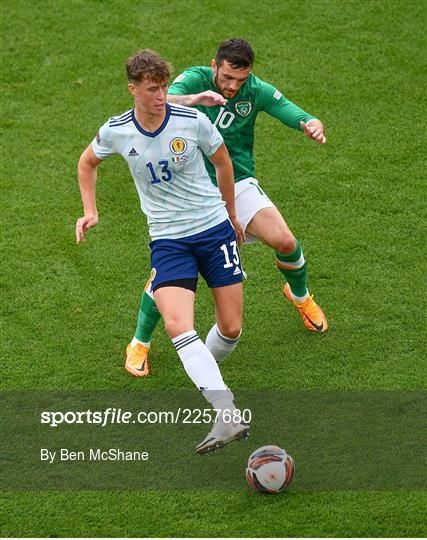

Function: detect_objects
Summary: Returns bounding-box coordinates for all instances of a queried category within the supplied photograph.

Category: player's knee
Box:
[218,322,242,340]
[274,232,296,255]
[163,316,192,339]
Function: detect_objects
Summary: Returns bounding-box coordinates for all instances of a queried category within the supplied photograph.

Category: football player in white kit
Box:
[75,50,249,454]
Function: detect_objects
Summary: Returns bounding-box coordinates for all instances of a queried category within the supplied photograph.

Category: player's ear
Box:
[211,59,218,74]
[128,82,136,96]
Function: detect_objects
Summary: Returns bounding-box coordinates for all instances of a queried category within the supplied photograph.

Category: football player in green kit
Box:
[125,38,328,377]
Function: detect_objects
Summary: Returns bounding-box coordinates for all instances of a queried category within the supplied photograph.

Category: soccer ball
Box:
[246,445,295,493]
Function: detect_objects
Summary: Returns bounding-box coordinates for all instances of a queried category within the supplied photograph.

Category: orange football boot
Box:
[125,343,150,377]
[283,283,328,333]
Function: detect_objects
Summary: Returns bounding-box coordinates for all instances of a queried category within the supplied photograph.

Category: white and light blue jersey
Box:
[91,103,228,240]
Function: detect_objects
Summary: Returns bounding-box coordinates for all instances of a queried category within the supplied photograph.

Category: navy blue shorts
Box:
[149,220,243,291]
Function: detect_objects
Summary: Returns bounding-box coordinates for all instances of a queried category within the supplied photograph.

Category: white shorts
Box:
[235,177,276,244]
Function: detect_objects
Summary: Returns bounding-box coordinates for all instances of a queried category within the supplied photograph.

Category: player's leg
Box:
[125,273,161,377]
[246,205,305,294]
[154,284,231,392]
[154,283,234,393]
[206,283,242,363]
[193,220,249,453]
[135,274,161,344]
[236,178,327,332]
[236,178,309,299]
[150,230,247,453]
[154,283,247,454]
[246,205,328,333]
[154,283,236,396]
[197,219,244,363]
[150,244,231,397]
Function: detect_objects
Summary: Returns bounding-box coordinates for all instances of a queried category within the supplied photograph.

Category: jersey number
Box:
[146,160,172,184]
[213,107,235,129]
[220,240,240,268]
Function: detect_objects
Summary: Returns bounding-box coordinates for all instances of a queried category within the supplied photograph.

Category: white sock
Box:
[172,331,228,392]
[131,337,150,348]
[202,388,236,413]
[205,324,241,363]
[290,290,310,303]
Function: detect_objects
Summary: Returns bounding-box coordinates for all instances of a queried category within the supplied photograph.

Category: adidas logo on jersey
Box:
[233,266,241,276]
[128,147,139,156]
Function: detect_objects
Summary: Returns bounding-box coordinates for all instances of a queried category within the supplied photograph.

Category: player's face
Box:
[212,59,251,99]
[128,78,169,116]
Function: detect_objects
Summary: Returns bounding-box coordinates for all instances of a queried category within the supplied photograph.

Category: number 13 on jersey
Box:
[220,240,240,268]
[146,160,172,184]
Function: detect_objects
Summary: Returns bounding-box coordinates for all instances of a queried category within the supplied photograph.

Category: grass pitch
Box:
[1,0,425,536]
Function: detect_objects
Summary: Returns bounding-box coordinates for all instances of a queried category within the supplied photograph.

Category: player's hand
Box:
[191,90,227,107]
[75,214,98,244]
[300,120,327,144]
[230,217,246,245]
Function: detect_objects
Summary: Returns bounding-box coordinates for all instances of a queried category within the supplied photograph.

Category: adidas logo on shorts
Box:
[233,266,241,276]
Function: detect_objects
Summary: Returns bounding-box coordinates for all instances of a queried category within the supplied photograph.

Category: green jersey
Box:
[168,66,316,184]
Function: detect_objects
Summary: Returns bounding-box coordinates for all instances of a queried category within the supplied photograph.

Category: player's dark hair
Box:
[126,49,173,84]
[215,38,254,68]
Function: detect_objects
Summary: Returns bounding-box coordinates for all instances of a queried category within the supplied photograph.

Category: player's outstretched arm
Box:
[209,143,245,245]
[300,120,327,144]
[75,145,102,244]
[167,91,227,107]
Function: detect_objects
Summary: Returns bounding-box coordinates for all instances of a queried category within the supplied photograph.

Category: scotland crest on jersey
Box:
[169,137,187,155]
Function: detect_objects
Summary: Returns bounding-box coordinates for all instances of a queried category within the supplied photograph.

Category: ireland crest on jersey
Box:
[234,101,252,117]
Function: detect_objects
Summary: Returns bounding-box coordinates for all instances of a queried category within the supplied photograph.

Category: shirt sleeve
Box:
[91,120,116,160]
[258,80,316,131]
[168,68,204,95]
[197,112,223,157]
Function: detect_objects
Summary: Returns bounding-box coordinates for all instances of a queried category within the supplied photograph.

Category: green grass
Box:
[1,491,425,537]
[1,0,425,536]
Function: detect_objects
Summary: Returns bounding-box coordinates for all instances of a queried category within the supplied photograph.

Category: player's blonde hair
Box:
[126,49,172,84]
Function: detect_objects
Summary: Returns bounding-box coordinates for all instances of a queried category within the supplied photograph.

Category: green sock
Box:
[275,240,308,298]
[134,290,161,343]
